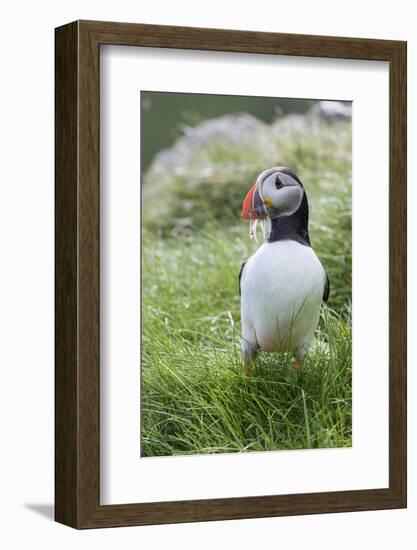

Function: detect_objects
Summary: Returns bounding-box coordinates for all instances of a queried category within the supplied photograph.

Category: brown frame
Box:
[55,20,407,529]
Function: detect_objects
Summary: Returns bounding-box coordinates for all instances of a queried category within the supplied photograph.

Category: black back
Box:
[267,191,311,246]
[263,168,311,247]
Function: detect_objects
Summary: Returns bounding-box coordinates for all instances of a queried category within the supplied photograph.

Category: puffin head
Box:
[242,167,305,221]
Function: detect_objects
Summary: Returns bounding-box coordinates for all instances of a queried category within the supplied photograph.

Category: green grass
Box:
[141,114,352,456]
[141,227,352,456]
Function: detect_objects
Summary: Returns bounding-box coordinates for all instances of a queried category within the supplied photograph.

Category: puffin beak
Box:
[242,183,266,220]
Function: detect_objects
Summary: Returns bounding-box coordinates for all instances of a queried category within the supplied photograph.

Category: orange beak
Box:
[242,183,267,220]
[241,183,258,220]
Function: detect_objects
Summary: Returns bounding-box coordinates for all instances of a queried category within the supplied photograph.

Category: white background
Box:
[0,0,415,548]
[101,47,389,504]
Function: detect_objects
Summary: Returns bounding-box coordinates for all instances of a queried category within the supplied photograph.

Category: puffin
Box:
[239,167,329,374]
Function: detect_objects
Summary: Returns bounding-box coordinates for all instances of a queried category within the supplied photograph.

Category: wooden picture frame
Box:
[55,20,407,529]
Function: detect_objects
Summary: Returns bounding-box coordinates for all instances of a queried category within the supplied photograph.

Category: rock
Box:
[146,113,267,176]
[308,100,352,121]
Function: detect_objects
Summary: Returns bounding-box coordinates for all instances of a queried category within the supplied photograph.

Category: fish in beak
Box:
[241,180,269,242]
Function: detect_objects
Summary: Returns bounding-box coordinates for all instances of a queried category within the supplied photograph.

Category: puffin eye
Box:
[275,175,284,189]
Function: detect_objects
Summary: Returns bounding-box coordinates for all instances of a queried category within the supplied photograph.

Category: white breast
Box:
[241,240,326,355]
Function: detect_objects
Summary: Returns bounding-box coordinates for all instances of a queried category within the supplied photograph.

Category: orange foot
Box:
[243,363,250,376]
[293,360,303,370]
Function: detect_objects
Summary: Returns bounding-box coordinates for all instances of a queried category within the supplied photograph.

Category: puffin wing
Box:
[323,271,330,303]
[238,260,247,296]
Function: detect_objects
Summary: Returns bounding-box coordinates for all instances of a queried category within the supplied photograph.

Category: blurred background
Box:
[141,92,351,310]
[141,92,352,457]
[141,92,317,172]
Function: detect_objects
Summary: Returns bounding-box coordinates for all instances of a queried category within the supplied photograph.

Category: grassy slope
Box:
[141,116,352,456]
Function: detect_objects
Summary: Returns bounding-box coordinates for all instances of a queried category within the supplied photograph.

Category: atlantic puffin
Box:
[239,167,329,374]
